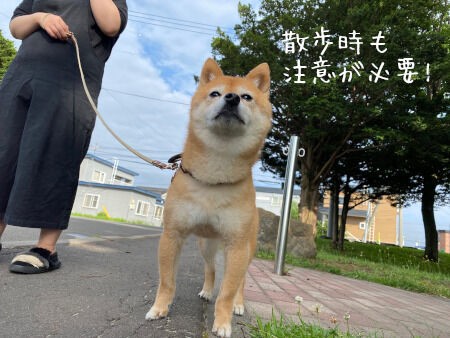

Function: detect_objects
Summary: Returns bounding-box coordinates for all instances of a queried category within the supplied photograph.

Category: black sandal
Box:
[9,247,61,274]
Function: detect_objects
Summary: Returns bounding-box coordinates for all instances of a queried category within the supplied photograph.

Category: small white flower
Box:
[294,296,303,304]
[344,312,351,321]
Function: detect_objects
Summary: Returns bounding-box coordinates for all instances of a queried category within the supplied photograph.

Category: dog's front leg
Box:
[198,238,219,301]
[213,240,249,337]
[146,229,184,320]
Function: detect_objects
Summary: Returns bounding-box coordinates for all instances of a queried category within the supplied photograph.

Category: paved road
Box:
[0,218,252,337]
[2,218,449,338]
[1,217,163,248]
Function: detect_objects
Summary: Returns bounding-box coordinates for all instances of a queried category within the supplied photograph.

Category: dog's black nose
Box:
[224,93,240,106]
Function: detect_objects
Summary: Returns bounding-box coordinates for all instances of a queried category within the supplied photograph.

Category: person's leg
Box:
[0,220,5,238]
[0,220,5,251]
[0,67,30,248]
[7,76,92,273]
[37,228,62,254]
[4,77,88,231]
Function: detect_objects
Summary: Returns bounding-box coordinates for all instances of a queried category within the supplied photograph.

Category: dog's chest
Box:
[169,185,253,236]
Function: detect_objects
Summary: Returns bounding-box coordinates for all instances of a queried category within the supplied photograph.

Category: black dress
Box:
[0,0,127,229]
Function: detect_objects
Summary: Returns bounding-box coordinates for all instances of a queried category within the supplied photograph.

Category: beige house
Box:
[320,192,400,245]
[438,230,450,253]
[255,187,400,245]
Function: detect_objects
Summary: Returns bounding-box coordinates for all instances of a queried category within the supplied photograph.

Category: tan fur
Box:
[145,58,272,337]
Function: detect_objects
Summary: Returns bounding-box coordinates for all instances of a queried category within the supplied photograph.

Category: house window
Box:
[271,195,282,206]
[154,206,164,219]
[359,222,366,229]
[136,200,150,216]
[83,194,99,209]
[114,174,132,185]
[92,170,106,183]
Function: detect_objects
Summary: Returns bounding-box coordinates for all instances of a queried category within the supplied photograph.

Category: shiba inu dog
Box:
[145,58,272,337]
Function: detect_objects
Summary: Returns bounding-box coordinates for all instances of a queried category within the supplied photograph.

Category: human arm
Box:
[90,0,123,37]
[9,12,70,41]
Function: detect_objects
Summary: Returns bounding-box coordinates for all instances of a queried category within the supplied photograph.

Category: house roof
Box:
[318,206,367,218]
[84,153,139,177]
[137,186,168,195]
[78,181,164,204]
[255,186,301,195]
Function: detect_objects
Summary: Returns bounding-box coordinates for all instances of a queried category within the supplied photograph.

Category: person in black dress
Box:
[0,0,128,273]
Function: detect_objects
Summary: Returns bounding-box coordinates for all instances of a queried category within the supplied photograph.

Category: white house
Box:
[74,154,303,225]
[255,186,300,216]
[79,153,137,185]
[72,154,164,226]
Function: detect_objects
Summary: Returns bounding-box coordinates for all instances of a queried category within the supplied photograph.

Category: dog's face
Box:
[189,59,272,155]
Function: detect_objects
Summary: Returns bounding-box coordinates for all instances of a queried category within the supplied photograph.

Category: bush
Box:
[96,211,109,219]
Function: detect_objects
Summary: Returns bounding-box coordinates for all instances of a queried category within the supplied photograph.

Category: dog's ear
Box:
[199,58,224,86]
[246,63,270,94]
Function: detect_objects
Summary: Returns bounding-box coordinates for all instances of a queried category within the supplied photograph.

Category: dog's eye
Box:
[241,94,253,101]
[210,91,221,98]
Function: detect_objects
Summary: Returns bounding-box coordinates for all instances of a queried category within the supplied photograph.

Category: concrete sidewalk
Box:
[244,259,450,338]
[1,229,449,337]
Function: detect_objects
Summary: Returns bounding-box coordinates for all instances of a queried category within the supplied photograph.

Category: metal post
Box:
[274,135,300,275]
[363,201,371,243]
[399,206,404,247]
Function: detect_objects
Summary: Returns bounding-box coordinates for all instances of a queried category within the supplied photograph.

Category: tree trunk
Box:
[421,174,439,262]
[298,175,319,257]
[299,184,319,234]
[331,179,340,249]
[333,191,339,249]
[338,189,351,251]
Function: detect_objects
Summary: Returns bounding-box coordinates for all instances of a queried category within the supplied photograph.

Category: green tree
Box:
[212,0,449,259]
[359,0,450,261]
[0,30,16,81]
[213,1,384,257]
[311,0,449,260]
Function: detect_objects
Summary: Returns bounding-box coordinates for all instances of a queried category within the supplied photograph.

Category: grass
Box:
[258,237,450,298]
[245,311,382,338]
[71,212,155,227]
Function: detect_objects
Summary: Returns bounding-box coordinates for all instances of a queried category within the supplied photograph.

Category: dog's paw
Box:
[233,304,245,316]
[145,305,168,320]
[198,289,213,301]
[212,321,232,337]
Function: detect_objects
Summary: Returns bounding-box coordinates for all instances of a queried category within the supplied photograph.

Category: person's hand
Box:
[40,13,70,41]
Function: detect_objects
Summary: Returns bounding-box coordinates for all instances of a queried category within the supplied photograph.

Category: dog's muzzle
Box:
[214,93,245,124]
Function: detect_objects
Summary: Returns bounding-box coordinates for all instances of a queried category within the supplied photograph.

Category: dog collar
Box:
[179,163,244,186]
[168,154,245,186]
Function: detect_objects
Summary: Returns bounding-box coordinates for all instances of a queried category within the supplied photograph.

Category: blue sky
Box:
[0,1,449,245]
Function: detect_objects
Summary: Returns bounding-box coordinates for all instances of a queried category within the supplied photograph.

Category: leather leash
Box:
[69,32,178,171]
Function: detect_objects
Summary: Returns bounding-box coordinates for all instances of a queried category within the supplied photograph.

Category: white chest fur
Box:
[164,177,256,237]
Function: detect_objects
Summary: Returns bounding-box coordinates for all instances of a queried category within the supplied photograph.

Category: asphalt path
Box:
[1,217,163,248]
[0,218,252,337]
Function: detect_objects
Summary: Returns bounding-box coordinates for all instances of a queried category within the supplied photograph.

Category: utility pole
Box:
[399,206,403,247]
[110,157,119,184]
